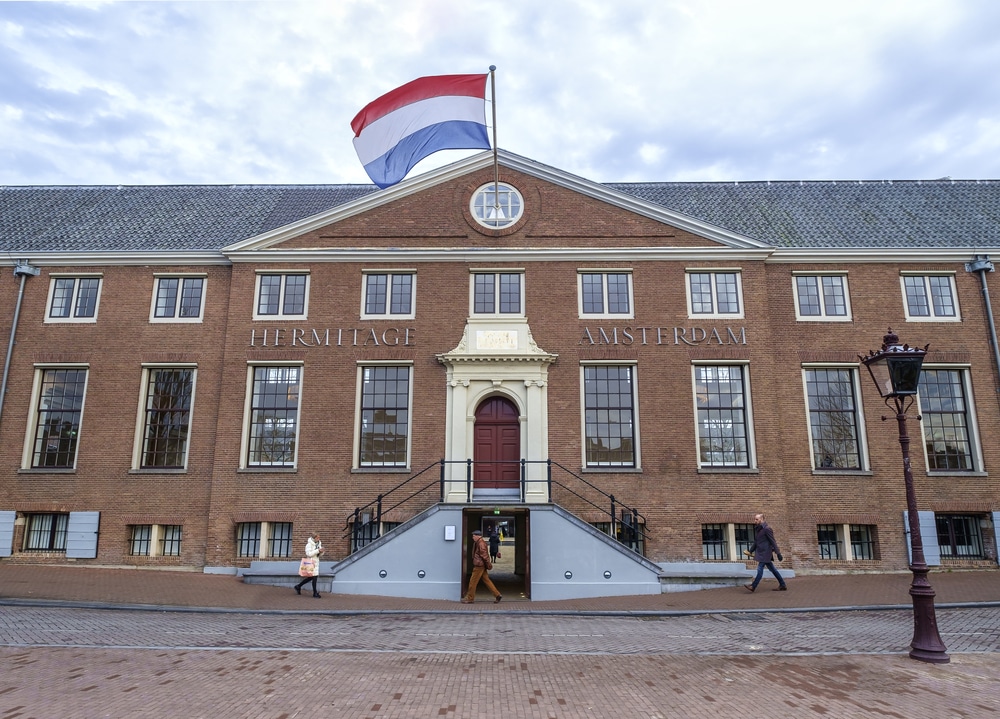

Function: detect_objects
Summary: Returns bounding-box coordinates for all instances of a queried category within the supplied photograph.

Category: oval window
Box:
[470,182,524,229]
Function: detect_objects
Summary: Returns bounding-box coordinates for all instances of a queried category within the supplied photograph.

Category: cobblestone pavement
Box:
[0,605,998,718]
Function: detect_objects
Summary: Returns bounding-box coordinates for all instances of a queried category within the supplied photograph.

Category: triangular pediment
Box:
[223,150,769,261]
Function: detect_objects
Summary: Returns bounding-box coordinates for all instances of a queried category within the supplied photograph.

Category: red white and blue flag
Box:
[351,73,491,189]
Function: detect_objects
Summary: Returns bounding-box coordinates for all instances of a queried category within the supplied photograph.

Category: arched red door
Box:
[474,397,520,491]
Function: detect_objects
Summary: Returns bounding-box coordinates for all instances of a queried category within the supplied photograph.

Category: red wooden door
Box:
[474,397,520,490]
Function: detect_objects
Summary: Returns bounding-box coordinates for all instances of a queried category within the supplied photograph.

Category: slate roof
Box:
[1,178,998,254]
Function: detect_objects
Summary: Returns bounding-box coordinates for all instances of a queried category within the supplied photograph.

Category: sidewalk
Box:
[1,563,998,614]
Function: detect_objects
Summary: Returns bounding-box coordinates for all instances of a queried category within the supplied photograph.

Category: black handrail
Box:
[344,458,648,553]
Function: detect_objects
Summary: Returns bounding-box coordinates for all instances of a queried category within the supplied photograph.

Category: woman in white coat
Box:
[293,532,324,597]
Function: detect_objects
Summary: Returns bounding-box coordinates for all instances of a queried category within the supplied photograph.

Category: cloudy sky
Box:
[2,0,998,187]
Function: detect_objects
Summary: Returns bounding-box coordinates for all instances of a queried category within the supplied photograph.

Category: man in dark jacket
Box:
[744,513,788,592]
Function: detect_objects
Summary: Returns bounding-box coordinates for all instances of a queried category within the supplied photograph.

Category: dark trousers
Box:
[751,561,785,589]
[295,575,318,594]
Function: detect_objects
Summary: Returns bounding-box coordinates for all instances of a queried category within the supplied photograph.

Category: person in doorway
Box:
[489,529,500,563]
[294,532,325,598]
[744,513,787,592]
[461,529,502,604]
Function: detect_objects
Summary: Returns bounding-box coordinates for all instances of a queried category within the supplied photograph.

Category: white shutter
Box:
[0,511,15,557]
[903,511,940,566]
[65,511,100,558]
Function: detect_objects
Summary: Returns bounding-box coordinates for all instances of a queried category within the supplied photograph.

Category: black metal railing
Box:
[344,458,648,554]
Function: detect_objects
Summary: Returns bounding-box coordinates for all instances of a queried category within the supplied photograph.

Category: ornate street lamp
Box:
[860,328,949,664]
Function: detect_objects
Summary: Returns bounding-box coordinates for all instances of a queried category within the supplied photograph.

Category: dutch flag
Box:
[351,73,492,189]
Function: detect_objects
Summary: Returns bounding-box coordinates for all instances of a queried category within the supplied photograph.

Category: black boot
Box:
[312,591,321,598]
[294,583,302,595]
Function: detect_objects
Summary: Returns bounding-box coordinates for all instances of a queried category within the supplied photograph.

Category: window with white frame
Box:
[471,271,523,315]
[578,271,633,318]
[358,364,411,468]
[129,524,183,556]
[701,522,754,560]
[901,273,958,320]
[470,182,524,229]
[24,513,68,550]
[245,365,301,467]
[45,275,102,323]
[582,364,637,468]
[362,272,415,318]
[236,521,292,558]
[254,272,308,319]
[28,366,88,469]
[793,273,850,320]
[694,364,752,468]
[137,367,194,469]
[817,523,878,561]
[804,367,864,470]
[917,368,978,472]
[686,270,742,317]
[151,275,205,322]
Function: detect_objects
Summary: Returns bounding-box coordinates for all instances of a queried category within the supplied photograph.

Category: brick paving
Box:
[0,565,998,718]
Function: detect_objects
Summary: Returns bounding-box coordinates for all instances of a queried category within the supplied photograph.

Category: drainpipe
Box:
[0,261,40,429]
[965,255,1000,411]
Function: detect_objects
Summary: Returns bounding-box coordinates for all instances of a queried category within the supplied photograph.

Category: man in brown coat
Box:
[461,529,502,603]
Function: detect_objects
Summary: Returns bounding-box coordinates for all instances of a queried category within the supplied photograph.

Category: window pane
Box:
[282,275,306,315]
[268,522,293,558]
[50,278,75,318]
[606,273,630,314]
[928,276,956,317]
[498,273,521,314]
[904,276,929,316]
[141,368,193,468]
[160,525,183,556]
[584,365,635,467]
[237,522,261,557]
[695,365,749,467]
[178,278,204,318]
[936,514,984,559]
[796,276,821,315]
[714,273,740,314]
[474,274,495,313]
[390,274,412,314]
[75,278,100,317]
[257,275,281,315]
[806,368,862,469]
[366,274,388,315]
[26,513,68,551]
[689,273,713,314]
[360,365,410,467]
[130,525,152,555]
[155,278,179,318]
[581,274,604,314]
[702,524,727,560]
[247,366,300,466]
[32,368,87,468]
[920,369,973,470]
[817,524,841,559]
[850,524,876,560]
[821,276,847,316]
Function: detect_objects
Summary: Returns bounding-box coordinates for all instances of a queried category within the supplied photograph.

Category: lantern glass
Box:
[863,352,924,397]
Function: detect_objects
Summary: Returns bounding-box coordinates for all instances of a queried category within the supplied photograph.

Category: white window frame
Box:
[685,269,743,319]
[353,361,414,470]
[132,364,197,471]
[701,522,755,561]
[23,363,90,470]
[692,361,756,470]
[580,361,641,470]
[817,523,879,561]
[240,362,303,469]
[900,272,960,322]
[801,364,869,472]
[792,271,852,321]
[44,274,103,324]
[577,270,634,319]
[129,523,183,557]
[469,269,525,317]
[469,182,524,230]
[149,274,207,323]
[360,270,416,320]
[253,271,310,320]
[916,364,983,473]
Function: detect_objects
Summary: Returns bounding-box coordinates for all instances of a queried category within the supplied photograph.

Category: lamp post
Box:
[860,328,949,664]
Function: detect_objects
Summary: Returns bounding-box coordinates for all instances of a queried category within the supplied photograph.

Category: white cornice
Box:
[766,248,996,263]
[0,252,230,267]
[225,246,774,264]
[223,150,769,253]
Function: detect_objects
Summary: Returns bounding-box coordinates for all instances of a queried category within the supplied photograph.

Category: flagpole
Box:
[489,65,500,218]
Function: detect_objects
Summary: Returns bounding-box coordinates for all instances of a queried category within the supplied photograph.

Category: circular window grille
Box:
[470,182,524,229]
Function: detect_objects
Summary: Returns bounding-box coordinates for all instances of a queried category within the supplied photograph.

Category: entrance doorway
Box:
[473,396,520,497]
[463,509,530,600]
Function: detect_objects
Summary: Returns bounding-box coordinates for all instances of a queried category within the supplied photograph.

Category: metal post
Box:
[439,459,446,502]
[520,458,526,502]
[466,458,473,502]
[893,396,949,663]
